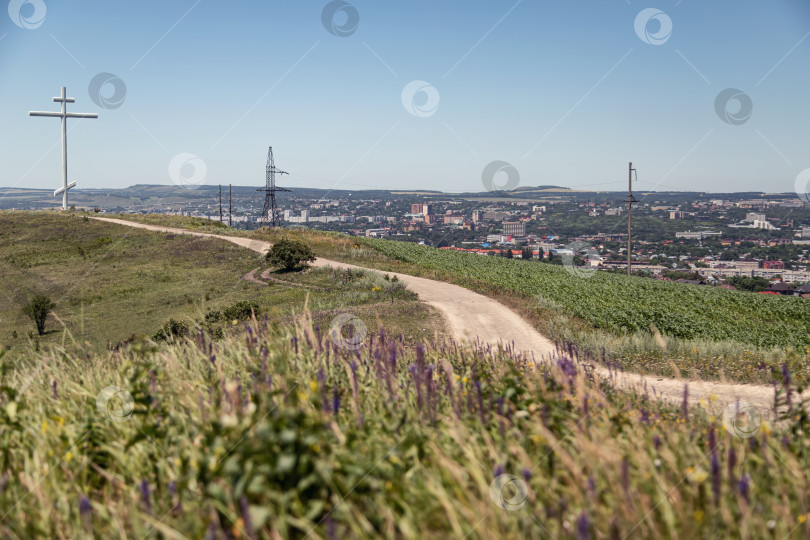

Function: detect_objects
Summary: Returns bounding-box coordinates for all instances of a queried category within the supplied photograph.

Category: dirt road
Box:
[94,217,781,412]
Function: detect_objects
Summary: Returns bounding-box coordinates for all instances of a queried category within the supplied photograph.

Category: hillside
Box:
[85,214,810,385]
[2,314,808,538]
[0,212,443,355]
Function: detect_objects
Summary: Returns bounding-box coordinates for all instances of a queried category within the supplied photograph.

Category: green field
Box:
[0,212,443,355]
[360,240,810,348]
[84,215,810,383]
[2,311,808,538]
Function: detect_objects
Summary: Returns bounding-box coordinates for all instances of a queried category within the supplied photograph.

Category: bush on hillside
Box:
[222,300,260,322]
[23,294,55,336]
[266,239,315,271]
[152,318,188,341]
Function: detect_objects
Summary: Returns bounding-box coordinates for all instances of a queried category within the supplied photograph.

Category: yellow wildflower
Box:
[310,380,318,392]
[41,420,49,435]
[65,452,74,463]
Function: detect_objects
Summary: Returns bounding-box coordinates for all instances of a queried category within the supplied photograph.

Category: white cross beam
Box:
[29,86,98,210]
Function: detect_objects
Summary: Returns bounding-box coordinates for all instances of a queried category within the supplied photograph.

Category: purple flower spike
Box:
[576,511,591,540]
[738,473,750,503]
[79,494,92,516]
[140,479,151,513]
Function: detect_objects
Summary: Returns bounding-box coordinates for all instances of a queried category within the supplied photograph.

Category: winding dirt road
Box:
[94,217,781,412]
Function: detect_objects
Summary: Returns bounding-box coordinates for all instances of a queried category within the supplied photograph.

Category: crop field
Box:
[2,315,809,538]
[361,240,810,350]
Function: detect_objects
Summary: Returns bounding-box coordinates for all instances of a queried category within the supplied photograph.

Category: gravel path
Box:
[94,217,782,412]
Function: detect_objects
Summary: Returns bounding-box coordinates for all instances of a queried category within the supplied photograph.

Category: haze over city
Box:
[2,1,810,194]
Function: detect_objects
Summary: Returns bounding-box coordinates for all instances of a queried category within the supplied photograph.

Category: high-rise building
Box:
[422,203,432,216]
[411,203,423,214]
[503,221,526,237]
[472,210,482,222]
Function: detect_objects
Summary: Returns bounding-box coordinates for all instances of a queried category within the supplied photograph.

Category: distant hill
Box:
[0,184,797,210]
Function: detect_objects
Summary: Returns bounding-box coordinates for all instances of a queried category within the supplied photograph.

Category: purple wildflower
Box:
[52,380,58,400]
[494,464,505,478]
[140,479,151,513]
[332,387,340,415]
[711,452,721,503]
[522,468,532,482]
[738,473,750,503]
[79,494,92,516]
[708,425,717,454]
[576,511,591,540]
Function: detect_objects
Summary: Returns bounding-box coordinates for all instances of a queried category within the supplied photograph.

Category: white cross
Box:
[29,86,98,210]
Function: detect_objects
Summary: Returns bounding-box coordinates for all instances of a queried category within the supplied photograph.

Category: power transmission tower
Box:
[219,185,223,223]
[256,146,290,226]
[627,162,638,277]
[229,184,232,227]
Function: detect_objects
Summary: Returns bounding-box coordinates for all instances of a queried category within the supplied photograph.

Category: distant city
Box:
[3,184,809,290]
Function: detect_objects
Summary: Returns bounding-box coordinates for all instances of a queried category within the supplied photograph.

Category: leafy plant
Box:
[266,239,315,271]
[22,294,55,336]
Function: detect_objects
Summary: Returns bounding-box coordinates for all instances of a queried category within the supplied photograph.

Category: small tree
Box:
[23,294,55,336]
[266,239,316,271]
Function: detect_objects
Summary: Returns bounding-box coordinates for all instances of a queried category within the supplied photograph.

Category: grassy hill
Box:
[93,214,810,385]
[2,312,808,538]
[0,212,443,356]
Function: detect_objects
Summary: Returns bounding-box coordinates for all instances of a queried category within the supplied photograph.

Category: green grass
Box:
[238,225,810,385]
[90,216,810,384]
[0,212,443,356]
[1,313,809,538]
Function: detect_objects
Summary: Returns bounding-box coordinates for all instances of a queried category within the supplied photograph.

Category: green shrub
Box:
[266,239,315,271]
[222,300,260,321]
[22,294,55,336]
[152,318,188,341]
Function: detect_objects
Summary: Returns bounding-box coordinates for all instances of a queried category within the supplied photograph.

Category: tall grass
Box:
[1,314,809,538]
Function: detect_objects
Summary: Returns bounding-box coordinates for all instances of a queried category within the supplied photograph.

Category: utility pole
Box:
[229,184,232,227]
[219,185,223,223]
[627,162,638,277]
[257,146,291,226]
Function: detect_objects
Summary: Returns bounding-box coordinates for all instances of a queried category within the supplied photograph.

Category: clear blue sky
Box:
[1,1,809,194]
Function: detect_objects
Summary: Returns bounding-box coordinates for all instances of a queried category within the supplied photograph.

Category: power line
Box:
[256,146,291,226]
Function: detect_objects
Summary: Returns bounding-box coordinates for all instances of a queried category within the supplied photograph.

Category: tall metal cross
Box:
[29,86,98,210]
